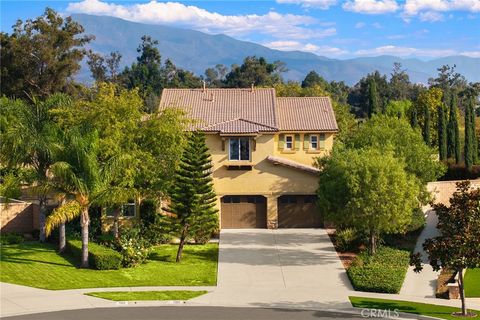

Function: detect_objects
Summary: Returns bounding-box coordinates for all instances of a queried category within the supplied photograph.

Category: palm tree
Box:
[0,95,66,241]
[45,129,121,267]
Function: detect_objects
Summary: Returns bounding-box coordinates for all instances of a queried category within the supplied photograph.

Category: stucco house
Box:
[159,87,338,229]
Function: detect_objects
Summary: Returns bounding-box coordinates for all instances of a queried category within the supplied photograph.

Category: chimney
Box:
[210,92,215,102]
[250,83,254,92]
[202,80,206,93]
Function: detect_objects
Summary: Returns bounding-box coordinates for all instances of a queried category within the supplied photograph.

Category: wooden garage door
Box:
[278,195,322,228]
[221,196,267,229]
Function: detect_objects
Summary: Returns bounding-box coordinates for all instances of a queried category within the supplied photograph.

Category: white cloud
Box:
[66,0,336,40]
[372,22,383,28]
[343,0,399,14]
[419,11,445,21]
[264,40,349,56]
[404,0,480,16]
[355,45,480,57]
[276,0,337,9]
[355,22,366,28]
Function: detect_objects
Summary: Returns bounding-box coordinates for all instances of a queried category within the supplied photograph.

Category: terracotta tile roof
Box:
[159,88,337,133]
[276,97,338,132]
[267,156,320,174]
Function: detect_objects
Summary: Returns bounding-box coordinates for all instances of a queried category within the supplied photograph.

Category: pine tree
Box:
[438,104,448,161]
[167,132,218,262]
[447,94,461,163]
[423,105,431,146]
[368,78,380,117]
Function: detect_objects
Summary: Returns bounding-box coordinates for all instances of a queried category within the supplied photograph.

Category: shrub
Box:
[406,208,426,233]
[117,226,152,267]
[66,240,122,270]
[347,246,410,293]
[0,232,24,245]
[140,199,173,245]
[335,228,358,252]
[439,162,480,181]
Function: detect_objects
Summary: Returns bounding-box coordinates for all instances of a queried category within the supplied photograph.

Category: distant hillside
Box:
[73,14,480,86]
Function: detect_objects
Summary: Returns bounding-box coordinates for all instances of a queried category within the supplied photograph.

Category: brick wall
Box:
[427,179,480,206]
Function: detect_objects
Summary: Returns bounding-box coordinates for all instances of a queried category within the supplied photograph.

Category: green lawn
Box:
[465,269,480,297]
[349,296,479,320]
[0,242,218,290]
[85,290,207,301]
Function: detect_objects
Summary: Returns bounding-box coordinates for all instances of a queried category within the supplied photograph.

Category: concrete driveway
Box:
[193,229,354,309]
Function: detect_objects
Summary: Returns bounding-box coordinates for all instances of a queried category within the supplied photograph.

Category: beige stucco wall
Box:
[206,132,333,227]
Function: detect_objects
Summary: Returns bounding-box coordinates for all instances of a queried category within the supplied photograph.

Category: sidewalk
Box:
[0,282,214,317]
[400,208,440,297]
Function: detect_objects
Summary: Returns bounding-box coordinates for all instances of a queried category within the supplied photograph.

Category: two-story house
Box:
[159,87,337,229]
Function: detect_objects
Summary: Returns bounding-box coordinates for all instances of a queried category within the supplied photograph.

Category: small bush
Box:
[335,228,358,252]
[117,226,152,267]
[347,247,410,293]
[66,240,122,270]
[0,232,24,245]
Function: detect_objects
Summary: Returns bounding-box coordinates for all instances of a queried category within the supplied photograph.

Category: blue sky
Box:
[1,0,479,59]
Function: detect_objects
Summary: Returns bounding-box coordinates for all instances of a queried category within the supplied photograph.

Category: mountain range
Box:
[73,14,480,86]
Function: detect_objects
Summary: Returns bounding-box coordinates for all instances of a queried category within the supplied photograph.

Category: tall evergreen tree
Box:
[167,132,218,262]
[368,77,380,117]
[423,105,431,146]
[438,104,448,161]
[465,97,476,169]
[464,98,473,169]
[447,94,461,163]
[410,108,418,128]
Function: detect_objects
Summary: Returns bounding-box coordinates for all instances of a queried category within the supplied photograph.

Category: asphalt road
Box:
[3,306,375,320]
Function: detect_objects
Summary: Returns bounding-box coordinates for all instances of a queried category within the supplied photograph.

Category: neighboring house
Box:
[160,87,337,229]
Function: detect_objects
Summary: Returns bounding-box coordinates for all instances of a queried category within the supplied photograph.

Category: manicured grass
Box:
[349,296,479,320]
[85,290,207,301]
[465,268,480,297]
[347,246,410,293]
[0,242,218,290]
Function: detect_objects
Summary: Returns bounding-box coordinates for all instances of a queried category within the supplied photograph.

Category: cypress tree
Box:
[368,78,380,117]
[465,97,476,169]
[410,108,418,128]
[471,99,478,164]
[447,94,461,163]
[438,104,448,161]
[464,99,474,170]
[167,132,218,262]
[423,105,431,146]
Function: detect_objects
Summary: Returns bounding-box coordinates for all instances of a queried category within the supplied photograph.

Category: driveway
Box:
[192,229,354,309]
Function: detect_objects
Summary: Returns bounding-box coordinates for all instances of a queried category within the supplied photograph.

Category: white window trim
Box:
[285,135,294,150]
[228,137,251,161]
[310,134,319,150]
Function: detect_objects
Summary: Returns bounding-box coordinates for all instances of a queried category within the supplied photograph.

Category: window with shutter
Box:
[285,135,293,150]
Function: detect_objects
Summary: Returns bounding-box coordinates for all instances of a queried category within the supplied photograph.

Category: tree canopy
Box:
[0,8,92,99]
[317,147,420,254]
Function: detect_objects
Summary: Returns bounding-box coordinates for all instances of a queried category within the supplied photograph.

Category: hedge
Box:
[347,246,410,294]
[66,240,122,270]
[439,163,480,181]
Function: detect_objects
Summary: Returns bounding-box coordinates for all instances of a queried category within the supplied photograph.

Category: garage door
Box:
[221,196,267,228]
[278,195,322,228]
